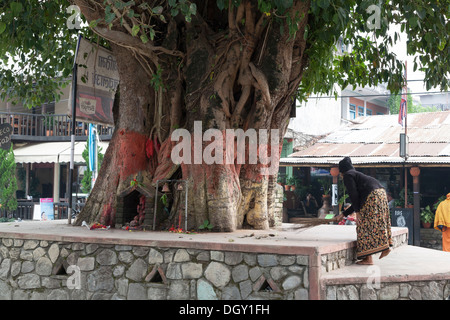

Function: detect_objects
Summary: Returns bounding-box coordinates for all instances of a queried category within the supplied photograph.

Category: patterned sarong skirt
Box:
[356,188,393,259]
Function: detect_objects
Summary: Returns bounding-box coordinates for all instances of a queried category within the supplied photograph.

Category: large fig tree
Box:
[0,0,448,231]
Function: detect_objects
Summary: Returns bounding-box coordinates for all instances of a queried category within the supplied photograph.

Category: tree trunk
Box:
[75,43,155,226]
[73,0,310,232]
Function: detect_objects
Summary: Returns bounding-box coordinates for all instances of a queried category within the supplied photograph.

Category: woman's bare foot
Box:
[379,249,391,259]
[356,256,373,265]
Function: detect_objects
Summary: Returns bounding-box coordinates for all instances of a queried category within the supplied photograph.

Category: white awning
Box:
[13,141,109,164]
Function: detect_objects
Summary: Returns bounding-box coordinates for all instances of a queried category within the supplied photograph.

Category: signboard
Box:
[331,184,338,206]
[33,204,41,221]
[391,208,413,245]
[69,36,120,125]
[39,198,54,221]
[0,123,12,151]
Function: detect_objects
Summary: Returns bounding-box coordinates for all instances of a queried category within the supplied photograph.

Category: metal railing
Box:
[54,201,85,220]
[0,201,85,221]
[0,112,114,138]
[0,201,34,220]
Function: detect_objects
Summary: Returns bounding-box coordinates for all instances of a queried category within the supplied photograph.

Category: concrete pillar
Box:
[25,163,30,197]
[53,162,60,203]
[410,166,421,246]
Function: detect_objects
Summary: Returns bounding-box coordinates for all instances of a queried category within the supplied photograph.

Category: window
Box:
[366,109,372,116]
[349,104,356,119]
[358,106,364,117]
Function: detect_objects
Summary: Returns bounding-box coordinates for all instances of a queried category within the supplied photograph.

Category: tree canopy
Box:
[1,0,449,108]
[0,145,18,215]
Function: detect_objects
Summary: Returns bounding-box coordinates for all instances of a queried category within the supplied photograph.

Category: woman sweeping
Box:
[335,157,392,265]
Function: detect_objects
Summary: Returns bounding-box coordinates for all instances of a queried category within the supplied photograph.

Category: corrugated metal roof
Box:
[284,111,450,166]
[280,156,450,166]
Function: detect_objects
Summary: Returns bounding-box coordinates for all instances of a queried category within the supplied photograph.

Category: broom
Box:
[289,217,336,230]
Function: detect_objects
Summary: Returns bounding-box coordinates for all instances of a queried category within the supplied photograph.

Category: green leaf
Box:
[189,3,197,15]
[140,34,149,43]
[161,194,168,207]
[89,19,99,29]
[216,0,226,10]
[437,39,446,51]
[149,28,155,41]
[0,22,6,34]
[152,6,163,15]
[10,2,23,16]
[317,0,330,9]
[105,12,116,24]
[409,17,418,28]
[274,0,293,10]
[131,24,140,36]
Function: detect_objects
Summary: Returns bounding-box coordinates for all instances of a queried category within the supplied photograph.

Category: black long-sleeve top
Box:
[342,169,384,217]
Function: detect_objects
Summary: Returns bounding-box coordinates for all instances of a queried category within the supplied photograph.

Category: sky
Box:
[388,24,429,95]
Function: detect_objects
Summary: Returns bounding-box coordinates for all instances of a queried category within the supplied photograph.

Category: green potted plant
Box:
[278,174,290,191]
[338,179,349,211]
[294,184,308,202]
[318,177,331,196]
[287,177,296,191]
[420,205,434,228]
[432,195,446,211]
[395,187,414,208]
[43,113,56,136]
[277,174,285,186]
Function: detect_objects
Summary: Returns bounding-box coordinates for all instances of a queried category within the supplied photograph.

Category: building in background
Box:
[0,84,113,218]
[419,92,450,111]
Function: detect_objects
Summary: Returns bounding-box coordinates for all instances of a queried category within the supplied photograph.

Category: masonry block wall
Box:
[325,280,450,300]
[420,228,443,251]
[0,237,310,300]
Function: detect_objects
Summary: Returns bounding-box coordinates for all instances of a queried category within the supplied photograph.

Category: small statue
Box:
[130,215,139,227]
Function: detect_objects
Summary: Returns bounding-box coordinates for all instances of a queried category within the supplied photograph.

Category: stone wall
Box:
[321,231,449,301]
[0,237,310,300]
[420,228,443,251]
[321,231,409,273]
[271,184,284,227]
[325,280,450,300]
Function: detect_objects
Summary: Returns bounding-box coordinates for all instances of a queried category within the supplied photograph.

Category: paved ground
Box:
[0,220,387,249]
[0,220,449,283]
[0,220,362,254]
[322,245,450,284]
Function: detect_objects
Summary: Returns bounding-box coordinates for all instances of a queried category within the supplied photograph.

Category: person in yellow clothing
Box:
[434,193,450,252]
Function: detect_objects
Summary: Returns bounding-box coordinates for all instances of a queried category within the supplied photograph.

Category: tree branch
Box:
[105,0,133,35]
[231,84,251,126]
[73,0,184,62]
[249,62,271,107]
[244,1,255,35]
[228,0,236,33]
[92,27,184,60]
[214,72,233,118]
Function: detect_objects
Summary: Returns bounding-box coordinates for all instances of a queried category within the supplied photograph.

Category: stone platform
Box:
[0,220,448,300]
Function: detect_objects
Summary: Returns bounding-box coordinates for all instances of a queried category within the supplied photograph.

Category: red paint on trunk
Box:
[101,203,113,226]
[116,131,149,178]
